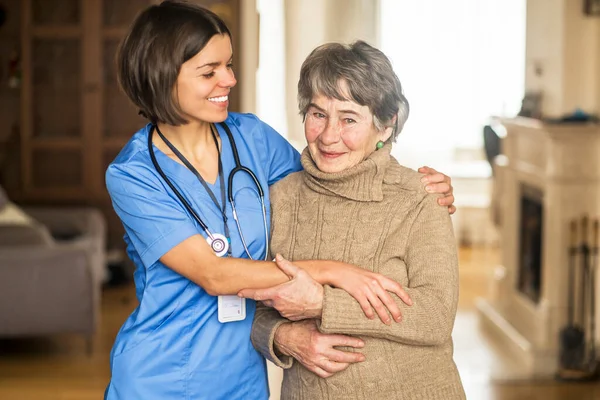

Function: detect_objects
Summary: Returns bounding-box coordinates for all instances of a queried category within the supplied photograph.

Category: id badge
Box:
[218,295,246,323]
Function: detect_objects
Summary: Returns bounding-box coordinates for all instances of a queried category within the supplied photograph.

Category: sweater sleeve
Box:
[318,194,459,346]
[251,301,294,369]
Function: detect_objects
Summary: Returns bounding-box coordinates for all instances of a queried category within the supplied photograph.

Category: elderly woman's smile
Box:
[305,93,391,174]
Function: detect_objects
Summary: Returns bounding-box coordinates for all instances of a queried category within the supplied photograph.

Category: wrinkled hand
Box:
[325,263,412,325]
[275,319,365,378]
[238,254,324,321]
[418,166,456,215]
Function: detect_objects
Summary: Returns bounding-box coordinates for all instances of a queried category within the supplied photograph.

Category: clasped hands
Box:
[239,254,325,321]
[238,254,411,323]
[238,254,412,378]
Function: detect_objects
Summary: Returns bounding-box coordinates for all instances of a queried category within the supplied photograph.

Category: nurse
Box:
[104,1,455,399]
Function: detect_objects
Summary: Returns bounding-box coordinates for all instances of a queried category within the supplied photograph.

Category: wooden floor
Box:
[1,246,600,399]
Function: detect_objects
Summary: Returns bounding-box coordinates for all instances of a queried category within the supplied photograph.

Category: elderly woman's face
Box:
[304,94,391,173]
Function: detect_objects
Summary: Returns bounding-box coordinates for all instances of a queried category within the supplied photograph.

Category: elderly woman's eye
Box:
[345,118,356,124]
[313,112,326,119]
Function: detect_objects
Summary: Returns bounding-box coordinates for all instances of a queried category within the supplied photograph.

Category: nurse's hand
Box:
[418,166,456,214]
[238,254,324,321]
[323,262,412,324]
[274,319,365,378]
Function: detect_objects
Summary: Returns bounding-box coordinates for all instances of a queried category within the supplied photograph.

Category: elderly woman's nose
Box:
[320,119,342,144]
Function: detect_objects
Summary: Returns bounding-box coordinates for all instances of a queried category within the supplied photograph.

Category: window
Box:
[256,0,287,135]
[380,0,526,169]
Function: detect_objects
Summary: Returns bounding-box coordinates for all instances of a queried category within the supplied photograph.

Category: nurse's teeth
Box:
[208,96,228,103]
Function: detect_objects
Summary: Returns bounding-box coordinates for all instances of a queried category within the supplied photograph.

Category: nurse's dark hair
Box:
[117,0,231,125]
[297,40,409,142]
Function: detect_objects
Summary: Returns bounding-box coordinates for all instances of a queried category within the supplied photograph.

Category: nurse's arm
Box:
[160,234,409,322]
[160,234,290,295]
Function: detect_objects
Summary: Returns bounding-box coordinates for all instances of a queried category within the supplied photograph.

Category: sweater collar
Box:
[301,144,392,202]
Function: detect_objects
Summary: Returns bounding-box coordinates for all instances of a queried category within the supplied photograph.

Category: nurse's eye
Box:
[226,63,234,69]
[202,71,216,79]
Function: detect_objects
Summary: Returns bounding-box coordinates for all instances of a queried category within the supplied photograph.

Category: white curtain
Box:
[380,0,526,170]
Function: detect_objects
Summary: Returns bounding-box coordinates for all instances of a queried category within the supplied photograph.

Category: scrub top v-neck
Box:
[104,113,301,400]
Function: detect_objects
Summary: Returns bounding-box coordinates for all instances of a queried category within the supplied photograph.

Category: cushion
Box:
[0,203,35,226]
[0,222,54,246]
[0,200,54,247]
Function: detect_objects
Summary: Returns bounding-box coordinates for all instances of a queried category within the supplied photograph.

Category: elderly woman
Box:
[246,41,465,399]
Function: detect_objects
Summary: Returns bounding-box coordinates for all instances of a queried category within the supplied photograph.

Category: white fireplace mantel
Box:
[477,117,600,378]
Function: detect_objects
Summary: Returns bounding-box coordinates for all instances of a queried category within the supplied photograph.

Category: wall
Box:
[525,0,600,117]
[283,0,380,147]
[256,0,287,134]
[240,0,258,113]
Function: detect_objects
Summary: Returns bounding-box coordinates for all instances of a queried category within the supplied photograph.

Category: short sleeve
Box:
[106,163,199,269]
[256,117,302,185]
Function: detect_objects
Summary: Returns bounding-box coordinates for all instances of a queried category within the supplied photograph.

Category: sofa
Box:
[0,186,106,351]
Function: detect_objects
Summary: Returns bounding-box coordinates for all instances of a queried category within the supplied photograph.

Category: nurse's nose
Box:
[220,68,237,89]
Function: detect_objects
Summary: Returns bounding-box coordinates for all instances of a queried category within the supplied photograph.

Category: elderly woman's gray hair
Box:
[298,40,409,142]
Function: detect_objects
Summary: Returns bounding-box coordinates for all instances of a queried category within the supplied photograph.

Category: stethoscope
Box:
[148,122,269,260]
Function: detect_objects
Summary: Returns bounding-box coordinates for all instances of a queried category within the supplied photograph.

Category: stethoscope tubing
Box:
[147,130,215,240]
[148,122,269,261]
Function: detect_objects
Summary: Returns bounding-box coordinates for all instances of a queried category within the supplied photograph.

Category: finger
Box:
[437,193,455,206]
[419,167,440,181]
[366,289,392,325]
[325,348,366,364]
[310,366,333,379]
[275,253,300,279]
[320,359,351,374]
[425,182,451,195]
[327,334,365,349]
[371,281,402,322]
[438,195,456,215]
[423,173,447,186]
[237,287,276,301]
[356,295,375,320]
[237,288,256,298]
[262,299,274,308]
[378,277,412,306]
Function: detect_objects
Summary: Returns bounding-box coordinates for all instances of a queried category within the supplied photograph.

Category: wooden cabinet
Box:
[16,0,241,247]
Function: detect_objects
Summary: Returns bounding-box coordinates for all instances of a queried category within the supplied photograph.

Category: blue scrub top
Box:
[104,113,301,400]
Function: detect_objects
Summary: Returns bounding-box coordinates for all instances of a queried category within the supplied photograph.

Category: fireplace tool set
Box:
[557,216,600,381]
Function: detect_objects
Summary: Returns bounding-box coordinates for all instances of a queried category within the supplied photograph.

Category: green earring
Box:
[376,140,385,150]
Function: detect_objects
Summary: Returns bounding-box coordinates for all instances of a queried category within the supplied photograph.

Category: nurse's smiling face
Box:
[175,34,237,124]
[304,90,393,174]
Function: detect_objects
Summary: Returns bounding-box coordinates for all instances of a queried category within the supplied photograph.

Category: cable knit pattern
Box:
[251,144,465,399]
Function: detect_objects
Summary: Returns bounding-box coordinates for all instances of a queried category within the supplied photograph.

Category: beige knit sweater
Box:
[251,145,465,400]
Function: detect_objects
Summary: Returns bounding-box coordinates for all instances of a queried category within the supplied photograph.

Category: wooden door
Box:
[20,0,87,200]
[18,0,243,249]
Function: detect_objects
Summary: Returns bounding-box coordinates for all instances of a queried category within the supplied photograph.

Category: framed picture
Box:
[584,0,600,15]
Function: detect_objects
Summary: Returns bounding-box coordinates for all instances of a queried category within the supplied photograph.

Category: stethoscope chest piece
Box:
[207,233,229,257]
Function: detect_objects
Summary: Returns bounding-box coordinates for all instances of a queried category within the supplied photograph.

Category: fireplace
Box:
[517,185,544,304]
[476,118,600,378]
